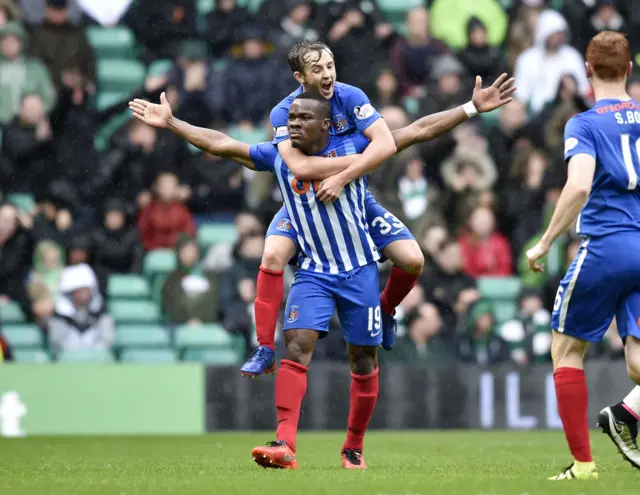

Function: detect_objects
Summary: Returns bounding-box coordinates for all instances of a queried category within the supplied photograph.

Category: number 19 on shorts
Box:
[368,306,381,334]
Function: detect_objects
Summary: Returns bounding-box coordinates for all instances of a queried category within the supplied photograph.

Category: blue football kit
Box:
[250,133,383,346]
[267,82,414,260]
[552,99,640,342]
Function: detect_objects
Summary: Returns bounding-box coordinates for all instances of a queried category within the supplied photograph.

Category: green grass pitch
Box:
[1,431,639,494]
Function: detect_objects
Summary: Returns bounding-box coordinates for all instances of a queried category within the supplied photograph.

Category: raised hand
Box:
[471,73,517,113]
[128,92,173,129]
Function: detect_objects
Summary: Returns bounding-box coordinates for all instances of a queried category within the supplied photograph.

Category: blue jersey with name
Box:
[270,82,381,144]
[564,99,640,238]
[250,134,380,274]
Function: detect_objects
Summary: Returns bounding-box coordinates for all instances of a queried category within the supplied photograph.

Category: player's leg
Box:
[241,207,298,377]
[366,197,423,351]
[252,272,334,469]
[335,263,382,469]
[598,292,640,467]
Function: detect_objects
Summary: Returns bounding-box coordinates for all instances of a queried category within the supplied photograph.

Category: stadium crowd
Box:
[0,0,638,365]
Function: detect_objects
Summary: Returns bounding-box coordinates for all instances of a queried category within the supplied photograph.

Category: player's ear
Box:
[628,62,633,78]
[293,71,305,86]
[322,118,331,131]
[585,62,592,80]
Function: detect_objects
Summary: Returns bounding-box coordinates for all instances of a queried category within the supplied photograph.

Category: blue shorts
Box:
[283,263,382,347]
[266,194,415,262]
[551,233,640,342]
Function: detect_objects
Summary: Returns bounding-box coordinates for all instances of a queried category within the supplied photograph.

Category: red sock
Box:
[380,265,421,316]
[554,367,592,462]
[343,368,379,453]
[254,266,284,349]
[275,359,308,452]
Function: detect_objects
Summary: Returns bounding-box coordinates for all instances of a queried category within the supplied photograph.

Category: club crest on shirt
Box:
[277,218,292,232]
[332,115,347,131]
[287,305,299,323]
[323,149,338,158]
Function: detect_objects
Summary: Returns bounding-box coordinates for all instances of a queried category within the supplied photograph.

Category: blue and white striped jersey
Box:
[250,134,380,274]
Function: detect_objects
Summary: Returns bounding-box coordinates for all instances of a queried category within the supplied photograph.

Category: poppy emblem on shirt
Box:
[277,219,292,231]
[288,306,300,323]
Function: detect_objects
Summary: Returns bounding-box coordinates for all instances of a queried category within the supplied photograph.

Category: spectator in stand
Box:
[0,334,13,362]
[368,66,402,109]
[1,94,55,195]
[505,0,543,71]
[458,17,506,84]
[486,99,527,183]
[459,206,513,277]
[138,172,196,251]
[505,147,548,259]
[19,0,82,25]
[514,9,589,114]
[270,0,319,59]
[29,0,96,91]
[420,54,467,116]
[129,0,197,60]
[321,0,393,87]
[398,158,428,228]
[49,263,114,353]
[0,0,20,27]
[27,240,63,328]
[430,0,508,50]
[204,210,264,274]
[455,299,511,365]
[31,188,74,245]
[204,0,253,58]
[574,0,627,54]
[91,198,143,281]
[499,288,552,365]
[384,301,453,363]
[0,21,56,126]
[418,224,448,280]
[423,237,480,337]
[0,202,33,319]
[162,235,220,325]
[389,6,448,98]
[225,25,292,125]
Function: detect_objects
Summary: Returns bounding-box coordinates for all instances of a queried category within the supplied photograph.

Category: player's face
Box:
[299,50,336,99]
[287,100,330,150]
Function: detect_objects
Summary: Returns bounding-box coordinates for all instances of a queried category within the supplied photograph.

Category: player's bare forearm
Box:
[393,106,469,152]
[540,184,588,248]
[333,120,396,184]
[278,140,359,180]
[167,117,255,169]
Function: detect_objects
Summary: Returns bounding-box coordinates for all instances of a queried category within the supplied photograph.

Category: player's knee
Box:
[348,346,378,375]
[284,335,315,367]
[261,241,292,271]
[627,362,640,385]
[551,332,588,370]
[394,243,424,275]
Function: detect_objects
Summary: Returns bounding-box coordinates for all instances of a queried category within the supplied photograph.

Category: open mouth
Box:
[321,81,333,95]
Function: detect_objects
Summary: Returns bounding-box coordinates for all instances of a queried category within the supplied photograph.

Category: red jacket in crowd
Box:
[458,232,513,278]
[137,200,196,251]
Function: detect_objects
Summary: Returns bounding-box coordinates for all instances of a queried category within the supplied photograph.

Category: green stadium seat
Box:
[144,250,177,278]
[94,111,130,151]
[151,273,169,304]
[0,301,26,323]
[377,0,424,23]
[108,274,151,299]
[228,126,269,144]
[6,193,35,212]
[115,325,170,348]
[401,97,420,116]
[147,59,174,76]
[96,92,128,111]
[87,26,135,59]
[197,223,238,249]
[12,349,51,363]
[110,300,161,324]
[98,59,146,93]
[197,0,215,15]
[182,348,242,365]
[120,348,178,363]
[1,324,43,349]
[175,324,234,349]
[494,301,518,324]
[478,277,521,301]
[56,348,115,363]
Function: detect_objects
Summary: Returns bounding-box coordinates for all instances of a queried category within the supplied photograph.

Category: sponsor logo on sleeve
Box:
[354,103,375,120]
[274,126,289,138]
[564,137,578,155]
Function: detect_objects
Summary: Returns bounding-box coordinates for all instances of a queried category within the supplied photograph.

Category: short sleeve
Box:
[564,116,596,162]
[270,102,291,144]
[343,85,381,133]
[249,142,277,173]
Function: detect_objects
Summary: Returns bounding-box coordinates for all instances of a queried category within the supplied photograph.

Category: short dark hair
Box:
[287,40,333,73]
[294,91,331,119]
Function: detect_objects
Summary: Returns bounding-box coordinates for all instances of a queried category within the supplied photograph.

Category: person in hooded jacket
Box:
[457,17,506,84]
[48,263,114,354]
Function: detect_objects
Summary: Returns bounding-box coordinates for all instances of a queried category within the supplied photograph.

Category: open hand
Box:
[129,92,173,128]
[471,73,517,113]
[317,174,346,203]
[526,241,549,273]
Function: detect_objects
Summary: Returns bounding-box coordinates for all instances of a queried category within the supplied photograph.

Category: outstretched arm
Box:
[278,139,360,180]
[129,93,256,170]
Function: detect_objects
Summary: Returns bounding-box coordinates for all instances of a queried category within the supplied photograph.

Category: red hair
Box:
[586,31,630,82]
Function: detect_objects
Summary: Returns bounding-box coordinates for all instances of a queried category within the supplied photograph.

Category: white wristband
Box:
[463,101,478,118]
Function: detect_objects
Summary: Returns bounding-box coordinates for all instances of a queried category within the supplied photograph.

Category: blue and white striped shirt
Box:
[250,133,379,274]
